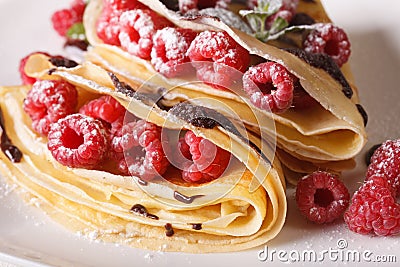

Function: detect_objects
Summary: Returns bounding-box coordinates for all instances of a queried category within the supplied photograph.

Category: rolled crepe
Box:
[82,0,367,182]
[0,53,286,253]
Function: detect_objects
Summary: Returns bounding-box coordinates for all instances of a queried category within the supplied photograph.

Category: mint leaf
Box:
[269,16,289,34]
[66,22,86,41]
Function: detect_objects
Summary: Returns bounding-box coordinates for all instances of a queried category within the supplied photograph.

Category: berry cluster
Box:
[178,131,231,183]
[51,0,86,37]
[295,171,350,224]
[344,140,400,236]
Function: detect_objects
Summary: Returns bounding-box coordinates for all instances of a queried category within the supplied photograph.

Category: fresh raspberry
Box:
[243,61,295,113]
[295,171,350,224]
[96,0,146,46]
[178,0,230,13]
[344,175,400,236]
[103,0,145,12]
[291,80,318,109]
[179,131,231,183]
[79,95,126,125]
[366,140,400,197]
[19,51,50,85]
[303,23,351,67]
[151,27,197,78]
[187,31,250,90]
[47,114,109,169]
[51,0,85,37]
[118,9,173,59]
[23,80,78,135]
[111,119,169,180]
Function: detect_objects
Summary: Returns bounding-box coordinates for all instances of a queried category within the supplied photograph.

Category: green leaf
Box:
[66,22,86,41]
[269,16,289,34]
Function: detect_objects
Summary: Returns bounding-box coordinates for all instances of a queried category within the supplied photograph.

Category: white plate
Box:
[1,0,400,266]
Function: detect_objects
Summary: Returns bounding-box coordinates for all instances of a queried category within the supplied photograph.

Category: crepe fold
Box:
[0,53,286,253]
[82,0,367,183]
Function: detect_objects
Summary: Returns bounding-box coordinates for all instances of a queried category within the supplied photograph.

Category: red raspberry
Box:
[243,62,295,113]
[79,95,126,125]
[292,80,318,109]
[151,27,197,78]
[187,31,250,90]
[23,80,78,135]
[296,171,350,224]
[51,0,85,37]
[303,23,351,67]
[111,119,169,180]
[19,51,50,85]
[366,140,400,197]
[118,9,173,59]
[96,0,146,46]
[178,0,230,13]
[47,114,109,169]
[344,175,400,236]
[179,131,231,183]
[104,0,145,12]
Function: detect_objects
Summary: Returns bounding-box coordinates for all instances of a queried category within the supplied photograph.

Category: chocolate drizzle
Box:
[289,13,316,26]
[170,102,241,135]
[64,39,89,51]
[108,72,166,109]
[284,48,353,99]
[0,108,22,163]
[164,223,175,237]
[173,191,204,204]
[356,104,368,127]
[49,56,78,68]
[190,223,202,230]
[130,204,159,220]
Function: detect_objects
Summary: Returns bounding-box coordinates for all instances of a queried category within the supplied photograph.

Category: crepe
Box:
[82,0,367,182]
[0,53,286,253]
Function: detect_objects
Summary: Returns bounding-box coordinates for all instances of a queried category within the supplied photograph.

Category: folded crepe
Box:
[82,0,367,183]
[0,53,286,253]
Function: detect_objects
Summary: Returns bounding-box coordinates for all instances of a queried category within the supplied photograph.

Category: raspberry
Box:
[96,0,145,46]
[248,0,298,29]
[47,114,109,169]
[51,0,85,37]
[292,80,318,109]
[295,171,350,224]
[179,131,231,183]
[118,9,173,59]
[104,0,145,11]
[23,80,78,135]
[303,23,351,67]
[151,27,197,78]
[19,51,50,85]
[366,140,400,197]
[79,95,126,124]
[344,175,400,236]
[111,119,169,180]
[243,62,295,113]
[187,31,250,90]
[178,0,229,13]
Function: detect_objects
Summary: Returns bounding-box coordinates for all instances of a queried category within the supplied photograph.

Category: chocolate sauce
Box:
[130,204,159,220]
[0,108,22,163]
[160,0,179,11]
[284,48,353,99]
[164,223,175,237]
[64,39,89,51]
[301,0,316,3]
[137,179,148,186]
[191,223,202,230]
[169,102,241,136]
[289,13,316,26]
[108,72,166,109]
[49,56,78,68]
[173,191,204,204]
[356,104,368,127]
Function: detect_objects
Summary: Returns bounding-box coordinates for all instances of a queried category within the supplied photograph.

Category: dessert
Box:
[0,53,286,252]
[0,0,374,253]
[82,0,367,183]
